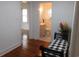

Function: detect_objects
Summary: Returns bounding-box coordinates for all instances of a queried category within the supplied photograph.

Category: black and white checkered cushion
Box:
[48,37,68,56]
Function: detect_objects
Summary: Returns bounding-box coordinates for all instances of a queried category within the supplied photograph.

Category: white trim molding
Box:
[0,42,21,56]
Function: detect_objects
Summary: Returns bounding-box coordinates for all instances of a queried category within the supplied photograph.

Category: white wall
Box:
[27,2,40,39]
[51,1,75,40]
[0,2,22,55]
[69,1,79,56]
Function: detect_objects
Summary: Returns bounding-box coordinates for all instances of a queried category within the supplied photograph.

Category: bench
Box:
[40,32,70,57]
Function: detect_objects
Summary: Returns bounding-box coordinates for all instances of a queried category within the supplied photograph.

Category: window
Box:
[22,9,27,23]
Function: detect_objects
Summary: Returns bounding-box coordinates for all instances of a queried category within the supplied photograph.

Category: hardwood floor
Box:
[3,39,50,57]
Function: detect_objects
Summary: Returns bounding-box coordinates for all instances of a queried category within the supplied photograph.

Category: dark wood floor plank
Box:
[2,39,49,57]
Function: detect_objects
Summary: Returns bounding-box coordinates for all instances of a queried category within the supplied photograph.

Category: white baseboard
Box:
[0,42,21,56]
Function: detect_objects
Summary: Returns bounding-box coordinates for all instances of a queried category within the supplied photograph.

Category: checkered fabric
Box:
[48,37,68,56]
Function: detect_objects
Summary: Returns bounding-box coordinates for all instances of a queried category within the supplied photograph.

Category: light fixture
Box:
[22,1,27,3]
[39,7,43,15]
[48,9,52,18]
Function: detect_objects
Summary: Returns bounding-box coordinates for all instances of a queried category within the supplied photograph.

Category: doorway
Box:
[39,2,52,42]
[21,1,29,49]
